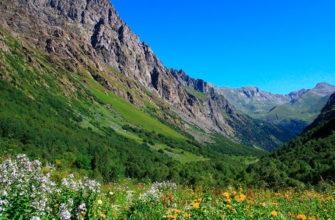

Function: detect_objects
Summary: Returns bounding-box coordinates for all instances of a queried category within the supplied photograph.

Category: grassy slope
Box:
[151,143,208,163]
[0,28,188,179]
[266,93,329,123]
[184,86,208,101]
[0,28,266,186]
[222,92,280,118]
[85,75,185,140]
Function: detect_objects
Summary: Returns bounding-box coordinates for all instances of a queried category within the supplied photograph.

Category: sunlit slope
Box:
[0,27,265,185]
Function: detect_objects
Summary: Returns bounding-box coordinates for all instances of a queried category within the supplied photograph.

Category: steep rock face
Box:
[0,0,288,149]
[1,0,158,87]
[287,89,308,101]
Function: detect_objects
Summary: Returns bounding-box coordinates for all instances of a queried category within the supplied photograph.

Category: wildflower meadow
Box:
[0,155,334,219]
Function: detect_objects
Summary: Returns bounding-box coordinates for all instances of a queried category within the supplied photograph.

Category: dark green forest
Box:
[245,112,335,188]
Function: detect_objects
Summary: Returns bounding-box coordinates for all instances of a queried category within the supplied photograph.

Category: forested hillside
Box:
[246,93,335,188]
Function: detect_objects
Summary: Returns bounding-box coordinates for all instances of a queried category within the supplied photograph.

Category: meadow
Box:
[0,155,334,220]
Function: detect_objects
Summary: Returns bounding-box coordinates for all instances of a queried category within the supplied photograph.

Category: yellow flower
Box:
[165,215,177,219]
[184,212,191,218]
[225,204,234,211]
[222,192,230,198]
[192,198,202,209]
[169,208,181,214]
[234,194,246,202]
[192,202,200,209]
[226,205,232,209]
[97,199,103,205]
[271,210,278,217]
[296,214,307,220]
[308,217,315,220]
[55,159,62,166]
[226,198,232,203]
[100,214,106,219]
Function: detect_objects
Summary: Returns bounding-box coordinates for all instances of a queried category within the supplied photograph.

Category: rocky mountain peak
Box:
[287,89,308,101]
[170,69,211,93]
[240,86,260,97]
[315,82,333,89]
[312,82,335,96]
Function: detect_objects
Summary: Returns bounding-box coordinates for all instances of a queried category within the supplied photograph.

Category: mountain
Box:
[0,0,292,186]
[0,16,264,186]
[0,0,291,151]
[216,86,291,117]
[218,83,335,137]
[246,92,335,187]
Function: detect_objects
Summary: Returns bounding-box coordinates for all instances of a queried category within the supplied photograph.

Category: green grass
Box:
[85,75,186,140]
[208,134,266,157]
[184,86,208,101]
[151,143,208,163]
[264,92,330,124]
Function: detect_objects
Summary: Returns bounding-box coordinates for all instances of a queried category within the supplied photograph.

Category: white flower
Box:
[140,181,177,202]
[0,155,101,219]
[60,204,71,220]
[77,203,86,216]
[0,200,8,206]
[78,203,86,211]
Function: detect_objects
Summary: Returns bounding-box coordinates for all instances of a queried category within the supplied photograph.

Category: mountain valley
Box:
[0,0,335,219]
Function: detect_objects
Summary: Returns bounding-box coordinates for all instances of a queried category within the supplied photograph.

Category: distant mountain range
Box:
[217,82,335,137]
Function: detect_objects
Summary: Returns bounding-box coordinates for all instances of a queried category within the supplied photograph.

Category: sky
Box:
[112,0,335,94]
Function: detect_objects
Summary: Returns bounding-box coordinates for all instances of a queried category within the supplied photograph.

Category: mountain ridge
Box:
[218,82,335,108]
[217,82,335,137]
[0,0,292,150]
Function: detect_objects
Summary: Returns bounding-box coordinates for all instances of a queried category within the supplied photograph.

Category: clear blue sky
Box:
[112,0,335,94]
